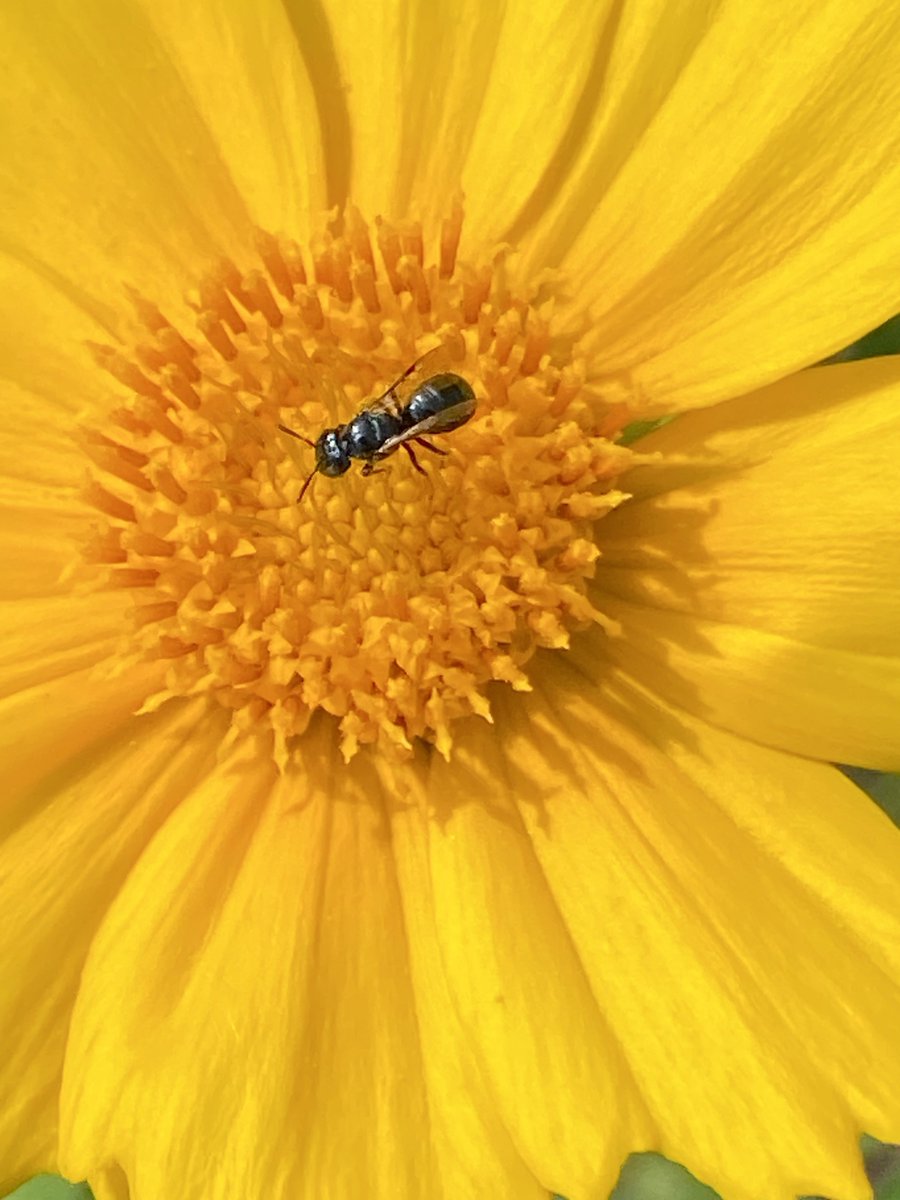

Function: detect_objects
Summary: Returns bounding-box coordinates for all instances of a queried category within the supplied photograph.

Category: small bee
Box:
[278,345,476,501]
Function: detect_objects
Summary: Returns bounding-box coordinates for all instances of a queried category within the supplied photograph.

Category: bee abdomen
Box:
[405,374,476,431]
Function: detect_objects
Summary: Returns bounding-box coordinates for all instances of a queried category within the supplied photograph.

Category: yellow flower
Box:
[2,2,899,1199]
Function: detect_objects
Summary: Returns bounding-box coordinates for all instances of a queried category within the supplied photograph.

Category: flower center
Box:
[83,205,633,765]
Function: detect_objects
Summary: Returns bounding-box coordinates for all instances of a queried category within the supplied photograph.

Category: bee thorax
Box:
[346,410,403,456]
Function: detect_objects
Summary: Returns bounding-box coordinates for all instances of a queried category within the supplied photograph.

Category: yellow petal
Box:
[598,356,900,767]
[0,699,218,1190]
[1,4,261,322]
[526,0,900,410]
[0,594,125,698]
[492,661,900,1200]
[0,259,153,613]
[59,720,543,1199]
[600,605,900,771]
[386,752,654,1198]
[462,0,621,259]
[0,402,115,599]
[311,0,501,227]
[0,490,97,600]
[0,356,164,785]
[0,252,115,434]
[315,0,620,256]
[133,1,326,236]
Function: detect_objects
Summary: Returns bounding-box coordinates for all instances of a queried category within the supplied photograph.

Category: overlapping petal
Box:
[386,751,654,1198]
[0,699,218,1192]
[307,0,900,413]
[0,3,897,1199]
[489,661,900,1200]
[594,356,900,768]
[138,1,326,236]
[57,723,550,1200]
[312,0,618,245]
[599,606,900,771]
[0,348,166,791]
[0,1,306,327]
[545,0,900,409]
[6,0,900,414]
[0,396,166,794]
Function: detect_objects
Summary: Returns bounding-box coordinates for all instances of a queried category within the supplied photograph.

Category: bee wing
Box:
[362,394,403,420]
[372,343,458,409]
[374,397,476,457]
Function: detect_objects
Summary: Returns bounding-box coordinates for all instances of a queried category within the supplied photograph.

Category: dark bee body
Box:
[279,347,476,501]
[403,373,474,429]
[315,406,404,478]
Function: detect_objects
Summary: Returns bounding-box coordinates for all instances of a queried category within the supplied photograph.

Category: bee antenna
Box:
[278,422,315,448]
[297,467,318,503]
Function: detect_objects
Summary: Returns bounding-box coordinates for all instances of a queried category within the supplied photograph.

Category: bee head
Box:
[315,429,351,477]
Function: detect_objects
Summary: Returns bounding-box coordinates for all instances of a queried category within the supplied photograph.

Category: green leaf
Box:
[2,1178,91,1200]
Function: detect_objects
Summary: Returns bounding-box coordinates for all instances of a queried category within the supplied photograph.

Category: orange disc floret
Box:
[83,204,634,766]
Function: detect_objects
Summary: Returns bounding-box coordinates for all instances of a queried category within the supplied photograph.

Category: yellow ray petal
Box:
[133,1,326,239]
[499,0,714,258]
[385,751,654,1199]
[462,0,624,260]
[0,491,98,600]
[0,4,256,324]
[0,699,219,1191]
[0,594,127,699]
[1,373,116,598]
[384,812,587,1195]
[597,606,900,771]
[525,0,900,411]
[492,660,900,1200]
[314,0,622,251]
[59,720,542,1200]
[0,256,117,429]
[0,656,165,797]
[310,0,501,226]
[596,356,900,766]
[2,356,152,831]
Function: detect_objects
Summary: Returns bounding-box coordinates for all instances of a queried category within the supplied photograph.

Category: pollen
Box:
[82,204,635,766]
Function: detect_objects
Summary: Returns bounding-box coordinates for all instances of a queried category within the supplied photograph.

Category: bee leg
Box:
[402,443,427,475]
[415,437,448,457]
[360,458,388,477]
